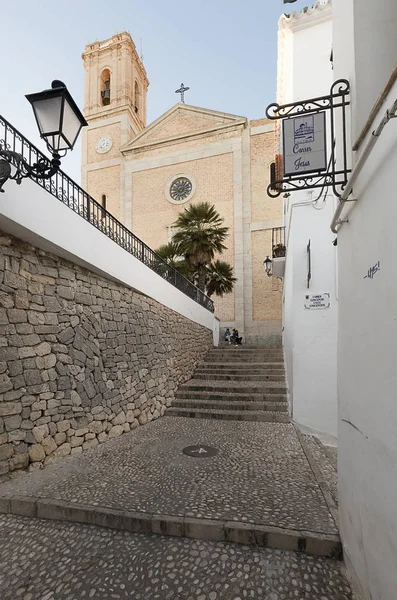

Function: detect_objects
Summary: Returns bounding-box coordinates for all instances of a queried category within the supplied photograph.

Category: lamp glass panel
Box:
[62,99,83,148]
[31,97,62,136]
[47,134,68,152]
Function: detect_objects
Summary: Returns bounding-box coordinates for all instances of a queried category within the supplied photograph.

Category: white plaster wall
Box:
[212,317,220,347]
[283,195,338,437]
[336,90,397,600]
[333,0,397,597]
[277,2,332,106]
[292,22,333,101]
[353,0,397,136]
[282,218,294,416]
[0,178,215,332]
[278,2,337,436]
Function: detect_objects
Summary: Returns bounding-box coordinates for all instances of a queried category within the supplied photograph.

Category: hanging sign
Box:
[305,293,330,310]
[266,79,350,198]
[283,112,327,176]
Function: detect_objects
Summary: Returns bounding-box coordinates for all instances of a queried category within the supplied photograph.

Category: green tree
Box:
[172,202,229,291]
[205,260,237,297]
[155,241,193,279]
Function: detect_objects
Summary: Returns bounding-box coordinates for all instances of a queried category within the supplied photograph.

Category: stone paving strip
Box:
[0,514,355,600]
[299,432,339,522]
[0,417,340,557]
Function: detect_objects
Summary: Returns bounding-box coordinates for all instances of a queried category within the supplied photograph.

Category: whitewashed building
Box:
[332,0,397,598]
[276,0,338,438]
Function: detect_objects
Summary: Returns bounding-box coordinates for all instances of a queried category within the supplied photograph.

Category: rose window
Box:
[170,177,193,202]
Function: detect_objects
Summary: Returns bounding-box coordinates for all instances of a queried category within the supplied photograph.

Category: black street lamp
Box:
[0,81,87,191]
[264,256,273,277]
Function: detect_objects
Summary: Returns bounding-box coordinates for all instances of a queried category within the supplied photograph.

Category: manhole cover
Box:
[182,445,219,458]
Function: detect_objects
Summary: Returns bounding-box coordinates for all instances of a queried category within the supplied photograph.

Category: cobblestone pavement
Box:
[0,514,355,600]
[0,417,337,535]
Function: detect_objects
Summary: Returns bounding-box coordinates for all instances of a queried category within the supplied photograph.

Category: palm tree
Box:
[205,260,236,297]
[155,242,193,280]
[172,202,229,291]
[156,241,183,269]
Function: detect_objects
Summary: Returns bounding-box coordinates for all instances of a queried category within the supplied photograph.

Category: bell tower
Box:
[81,32,149,223]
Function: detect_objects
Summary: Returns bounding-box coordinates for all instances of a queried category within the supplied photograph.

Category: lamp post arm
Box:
[0,148,61,191]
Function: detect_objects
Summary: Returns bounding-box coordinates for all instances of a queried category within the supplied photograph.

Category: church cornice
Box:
[122,123,245,155]
[85,103,145,132]
[120,104,247,154]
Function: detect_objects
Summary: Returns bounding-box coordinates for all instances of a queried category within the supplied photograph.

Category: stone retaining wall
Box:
[0,231,212,477]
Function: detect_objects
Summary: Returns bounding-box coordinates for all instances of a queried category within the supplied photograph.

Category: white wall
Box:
[212,317,220,347]
[353,0,397,136]
[277,1,333,106]
[283,195,338,437]
[333,1,397,598]
[0,177,215,333]
[278,1,338,437]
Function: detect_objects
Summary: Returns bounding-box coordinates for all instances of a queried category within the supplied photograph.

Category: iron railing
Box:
[0,115,214,313]
[272,227,286,258]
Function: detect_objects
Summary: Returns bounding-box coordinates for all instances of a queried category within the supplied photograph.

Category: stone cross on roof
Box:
[175,83,190,103]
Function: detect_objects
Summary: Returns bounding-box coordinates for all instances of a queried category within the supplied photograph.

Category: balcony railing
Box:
[0,115,214,313]
[272,226,286,258]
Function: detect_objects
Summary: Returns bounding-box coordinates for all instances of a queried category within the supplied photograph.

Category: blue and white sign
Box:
[283,112,327,176]
[304,293,330,310]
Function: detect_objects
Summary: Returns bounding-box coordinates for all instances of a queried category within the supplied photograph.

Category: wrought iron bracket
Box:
[0,147,61,192]
[266,79,351,198]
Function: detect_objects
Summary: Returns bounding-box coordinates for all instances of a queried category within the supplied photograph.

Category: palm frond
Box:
[206,260,236,297]
[173,201,225,229]
[155,242,194,279]
[155,241,182,263]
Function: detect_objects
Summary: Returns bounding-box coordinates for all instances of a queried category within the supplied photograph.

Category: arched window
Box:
[101,194,107,210]
[134,81,140,114]
[100,69,111,106]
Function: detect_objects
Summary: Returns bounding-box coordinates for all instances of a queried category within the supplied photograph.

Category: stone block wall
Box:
[0,231,212,477]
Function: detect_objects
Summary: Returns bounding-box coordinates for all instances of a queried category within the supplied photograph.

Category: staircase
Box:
[167,347,290,422]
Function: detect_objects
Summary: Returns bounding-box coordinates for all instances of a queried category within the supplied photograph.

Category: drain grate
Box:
[182,445,219,458]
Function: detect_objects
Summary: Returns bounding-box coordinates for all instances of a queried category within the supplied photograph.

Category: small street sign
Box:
[304,293,330,310]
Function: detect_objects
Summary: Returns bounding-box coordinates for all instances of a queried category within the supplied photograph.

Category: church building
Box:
[81,32,282,345]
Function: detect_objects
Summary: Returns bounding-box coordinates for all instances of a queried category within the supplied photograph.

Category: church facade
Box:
[81,32,282,345]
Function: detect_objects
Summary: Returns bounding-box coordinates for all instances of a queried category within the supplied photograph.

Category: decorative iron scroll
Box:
[266,79,351,198]
[0,114,214,313]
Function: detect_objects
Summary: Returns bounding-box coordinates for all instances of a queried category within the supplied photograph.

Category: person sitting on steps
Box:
[224,328,232,344]
[232,328,243,346]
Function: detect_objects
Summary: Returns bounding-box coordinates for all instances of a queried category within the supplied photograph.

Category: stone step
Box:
[210,347,283,351]
[174,390,288,403]
[198,360,285,373]
[198,364,285,373]
[209,348,283,352]
[193,373,285,382]
[208,350,283,356]
[0,496,342,558]
[181,382,288,394]
[172,399,289,412]
[166,407,290,422]
[205,356,284,363]
[208,343,283,354]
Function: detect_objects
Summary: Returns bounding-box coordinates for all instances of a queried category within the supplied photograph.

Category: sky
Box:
[1,0,311,183]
